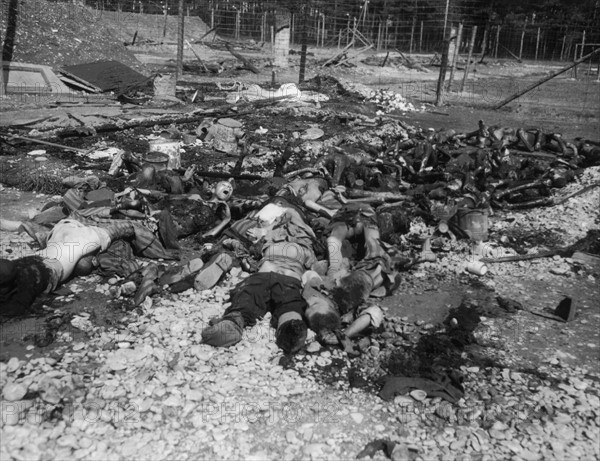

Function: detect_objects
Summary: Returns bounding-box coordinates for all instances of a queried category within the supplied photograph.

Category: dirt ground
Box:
[1,41,600,461]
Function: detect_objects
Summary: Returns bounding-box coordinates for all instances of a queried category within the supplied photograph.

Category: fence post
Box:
[385,18,389,49]
[535,27,540,60]
[290,13,294,45]
[162,0,169,38]
[436,26,456,106]
[560,34,566,61]
[346,16,351,45]
[461,25,477,93]
[519,16,527,60]
[443,0,450,38]
[480,25,489,56]
[322,14,326,48]
[447,22,463,92]
[410,16,416,54]
[494,25,500,58]
[580,30,586,59]
[316,15,320,47]
[176,0,184,81]
[420,21,424,52]
[211,8,214,30]
[299,8,308,83]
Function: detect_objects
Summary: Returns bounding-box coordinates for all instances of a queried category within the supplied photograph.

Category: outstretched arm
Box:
[202,203,231,238]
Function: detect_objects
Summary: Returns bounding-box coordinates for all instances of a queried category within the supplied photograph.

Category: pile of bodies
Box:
[1,118,599,354]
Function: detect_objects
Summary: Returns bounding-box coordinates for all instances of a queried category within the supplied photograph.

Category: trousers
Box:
[223,272,307,328]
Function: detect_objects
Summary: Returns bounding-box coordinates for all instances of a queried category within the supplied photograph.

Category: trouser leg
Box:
[223,272,271,328]
[270,274,307,328]
[271,274,308,354]
[202,272,271,348]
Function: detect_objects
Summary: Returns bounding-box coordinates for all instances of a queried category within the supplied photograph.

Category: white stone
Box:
[2,382,28,401]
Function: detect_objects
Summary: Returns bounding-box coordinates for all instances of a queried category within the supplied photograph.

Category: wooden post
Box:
[447,23,463,92]
[362,0,368,28]
[436,34,453,106]
[316,15,320,47]
[346,16,351,46]
[460,25,477,92]
[443,0,450,38]
[236,10,241,40]
[299,10,308,83]
[495,47,600,109]
[176,0,184,80]
[480,25,489,56]
[0,50,4,98]
[580,30,586,59]
[271,25,275,51]
[322,14,326,48]
[494,25,500,58]
[386,18,391,49]
[410,16,416,54]
[338,29,342,49]
[560,34,566,61]
[260,12,265,43]
[353,17,357,48]
[535,27,540,60]
[542,32,547,60]
[420,21,424,52]
[211,8,214,30]
[519,17,527,60]
[377,21,382,51]
[162,0,169,38]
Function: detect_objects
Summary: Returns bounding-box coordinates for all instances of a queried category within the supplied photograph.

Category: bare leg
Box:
[326,223,350,276]
[363,226,386,260]
[344,314,372,338]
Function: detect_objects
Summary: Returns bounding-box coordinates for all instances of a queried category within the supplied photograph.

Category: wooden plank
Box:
[61,60,147,92]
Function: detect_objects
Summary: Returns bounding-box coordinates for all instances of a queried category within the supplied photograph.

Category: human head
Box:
[214,181,234,201]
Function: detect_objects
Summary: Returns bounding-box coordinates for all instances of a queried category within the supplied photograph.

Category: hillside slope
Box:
[0,0,140,68]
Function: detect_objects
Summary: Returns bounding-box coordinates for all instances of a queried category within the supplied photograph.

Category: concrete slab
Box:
[1,62,71,94]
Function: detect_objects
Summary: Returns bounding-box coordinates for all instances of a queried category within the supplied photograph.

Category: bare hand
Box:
[183,165,196,182]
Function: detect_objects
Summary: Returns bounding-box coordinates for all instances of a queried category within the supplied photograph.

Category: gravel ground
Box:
[1,165,599,460]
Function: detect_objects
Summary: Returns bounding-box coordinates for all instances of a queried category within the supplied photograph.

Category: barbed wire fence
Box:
[76,0,600,75]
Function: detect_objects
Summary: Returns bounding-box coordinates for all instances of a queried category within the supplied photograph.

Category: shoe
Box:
[201,319,243,347]
[194,252,234,291]
[318,329,341,346]
[276,319,307,355]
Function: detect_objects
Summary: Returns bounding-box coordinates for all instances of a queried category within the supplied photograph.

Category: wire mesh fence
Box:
[66,0,600,63]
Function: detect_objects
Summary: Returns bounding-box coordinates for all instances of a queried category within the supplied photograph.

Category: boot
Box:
[201,315,244,347]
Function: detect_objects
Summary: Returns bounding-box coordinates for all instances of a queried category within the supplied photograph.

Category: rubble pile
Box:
[368,89,417,114]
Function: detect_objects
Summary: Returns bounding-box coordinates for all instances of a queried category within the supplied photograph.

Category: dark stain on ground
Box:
[0,277,129,362]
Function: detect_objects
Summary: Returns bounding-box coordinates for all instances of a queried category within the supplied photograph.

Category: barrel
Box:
[143,151,170,171]
[148,139,181,169]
